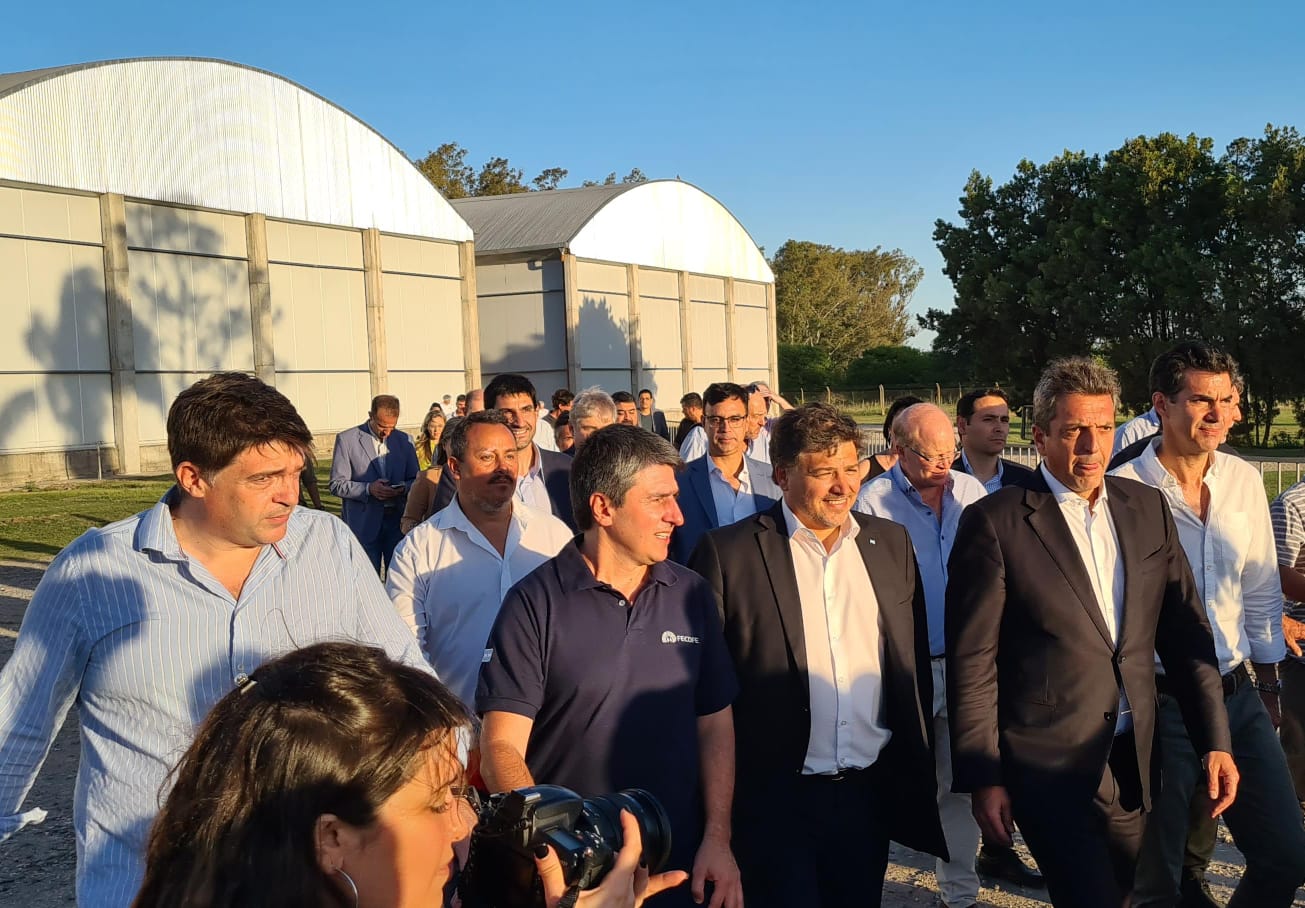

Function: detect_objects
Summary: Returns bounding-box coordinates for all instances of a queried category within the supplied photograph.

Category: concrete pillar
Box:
[562,252,582,390]
[678,270,694,397]
[458,240,482,391]
[361,228,388,397]
[245,213,275,384]
[626,264,644,392]
[724,276,737,382]
[765,281,779,392]
[100,193,140,475]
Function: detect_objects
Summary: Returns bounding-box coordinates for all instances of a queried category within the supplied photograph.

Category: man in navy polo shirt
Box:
[477,424,743,908]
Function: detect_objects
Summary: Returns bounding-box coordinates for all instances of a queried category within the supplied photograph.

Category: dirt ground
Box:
[0,558,1296,907]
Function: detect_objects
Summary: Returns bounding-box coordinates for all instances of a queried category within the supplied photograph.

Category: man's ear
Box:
[446,456,462,483]
[589,492,616,527]
[175,462,208,498]
[772,463,790,492]
[314,813,363,875]
[1031,424,1047,456]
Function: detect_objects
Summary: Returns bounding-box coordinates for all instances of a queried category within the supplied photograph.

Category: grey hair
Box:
[569,424,681,532]
[570,386,617,425]
[444,409,511,462]
[1032,357,1120,431]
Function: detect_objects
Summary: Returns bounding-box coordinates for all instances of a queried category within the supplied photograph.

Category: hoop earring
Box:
[334,867,359,908]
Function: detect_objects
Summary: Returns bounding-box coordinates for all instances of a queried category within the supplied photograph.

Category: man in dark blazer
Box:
[329,393,419,573]
[946,357,1237,908]
[637,388,671,440]
[954,387,1035,493]
[431,374,575,530]
[689,403,946,908]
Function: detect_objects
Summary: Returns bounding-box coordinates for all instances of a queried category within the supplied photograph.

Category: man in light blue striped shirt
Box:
[0,373,428,907]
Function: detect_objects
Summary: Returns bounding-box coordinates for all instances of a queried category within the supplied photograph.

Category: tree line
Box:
[412,142,647,198]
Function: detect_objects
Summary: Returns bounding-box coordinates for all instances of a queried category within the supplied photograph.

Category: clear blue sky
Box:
[6,0,1304,348]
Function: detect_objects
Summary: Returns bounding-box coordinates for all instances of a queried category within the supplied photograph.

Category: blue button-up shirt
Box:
[0,492,428,907]
[853,465,988,656]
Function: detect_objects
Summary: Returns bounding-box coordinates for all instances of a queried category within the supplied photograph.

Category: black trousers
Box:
[1011,732,1147,908]
[734,763,892,908]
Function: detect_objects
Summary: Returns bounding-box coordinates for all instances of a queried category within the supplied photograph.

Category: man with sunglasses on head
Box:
[854,402,987,908]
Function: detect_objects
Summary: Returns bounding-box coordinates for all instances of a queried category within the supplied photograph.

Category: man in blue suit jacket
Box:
[329,394,419,573]
[670,382,781,564]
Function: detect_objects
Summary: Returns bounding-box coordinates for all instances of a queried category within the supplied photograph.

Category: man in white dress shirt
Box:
[386,410,572,703]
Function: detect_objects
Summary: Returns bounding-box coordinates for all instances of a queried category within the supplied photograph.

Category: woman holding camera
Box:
[132,642,686,908]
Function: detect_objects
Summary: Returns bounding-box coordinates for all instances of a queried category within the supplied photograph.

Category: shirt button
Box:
[618,600,627,608]
[840,720,848,726]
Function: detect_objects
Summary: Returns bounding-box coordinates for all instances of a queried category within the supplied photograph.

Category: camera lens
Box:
[582,788,673,874]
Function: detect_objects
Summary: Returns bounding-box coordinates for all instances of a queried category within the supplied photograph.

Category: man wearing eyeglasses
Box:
[854,402,988,908]
[671,382,780,564]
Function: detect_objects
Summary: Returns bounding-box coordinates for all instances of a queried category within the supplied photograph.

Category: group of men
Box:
[4,344,1305,908]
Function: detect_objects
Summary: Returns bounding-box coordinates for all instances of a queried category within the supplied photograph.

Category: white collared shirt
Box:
[1040,465,1131,732]
[1111,440,1284,673]
[708,457,757,526]
[782,500,892,774]
[680,425,707,461]
[748,426,772,464]
[385,497,572,703]
[515,444,552,513]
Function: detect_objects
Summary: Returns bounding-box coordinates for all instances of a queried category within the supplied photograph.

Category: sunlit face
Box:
[455,399,467,417]
[425,415,446,445]
[615,400,638,426]
[895,415,957,493]
[181,442,304,548]
[450,423,518,514]
[333,744,472,908]
[638,391,654,414]
[494,392,537,453]
[746,394,768,443]
[959,395,1010,457]
[705,396,748,457]
[775,441,860,533]
[684,404,703,423]
[1033,393,1115,500]
[574,411,615,448]
[1156,370,1234,457]
[554,423,574,452]
[596,464,684,567]
[369,409,399,442]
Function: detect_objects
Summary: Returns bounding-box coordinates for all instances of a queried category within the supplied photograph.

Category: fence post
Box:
[879,384,885,414]
[935,383,942,404]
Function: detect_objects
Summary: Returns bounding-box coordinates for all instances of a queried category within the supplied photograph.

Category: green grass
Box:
[0,468,340,564]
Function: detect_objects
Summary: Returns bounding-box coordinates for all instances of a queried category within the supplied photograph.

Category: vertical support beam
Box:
[100,193,140,474]
[562,252,582,390]
[245,213,275,385]
[458,240,482,391]
[678,270,694,397]
[765,281,779,392]
[361,228,387,397]
[723,276,737,382]
[626,264,643,393]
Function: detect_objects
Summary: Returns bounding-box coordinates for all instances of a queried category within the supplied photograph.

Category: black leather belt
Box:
[1155,662,1248,699]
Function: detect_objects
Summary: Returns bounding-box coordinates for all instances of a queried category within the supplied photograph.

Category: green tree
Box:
[413,142,475,199]
[475,157,529,196]
[778,343,838,390]
[844,346,942,388]
[532,167,569,191]
[773,240,920,372]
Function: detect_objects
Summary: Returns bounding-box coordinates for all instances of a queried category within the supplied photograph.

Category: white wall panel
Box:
[0,236,109,371]
[0,185,102,243]
[0,60,472,241]
[575,260,628,295]
[688,274,725,304]
[136,370,208,444]
[639,297,682,368]
[690,302,728,370]
[266,220,363,269]
[576,291,630,370]
[381,273,464,372]
[275,371,372,436]
[641,369,683,410]
[380,235,460,278]
[269,263,368,371]
[580,369,633,394]
[386,372,466,419]
[129,250,253,372]
[477,260,563,295]
[479,289,567,375]
[125,201,245,257]
[636,267,679,300]
[0,372,113,452]
[734,280,767,307]
[733,306,770,370]
[693,368,730,389]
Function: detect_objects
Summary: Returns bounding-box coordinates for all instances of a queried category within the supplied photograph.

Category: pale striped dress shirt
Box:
[0,491,428,907]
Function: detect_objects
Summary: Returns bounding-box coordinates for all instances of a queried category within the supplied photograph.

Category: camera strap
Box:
[556,883,581,908]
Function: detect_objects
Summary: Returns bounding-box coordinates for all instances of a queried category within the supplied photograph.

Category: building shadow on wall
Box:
[0,207,230,477]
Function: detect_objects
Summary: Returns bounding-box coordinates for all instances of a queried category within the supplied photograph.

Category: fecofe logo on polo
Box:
[661,631,701,644]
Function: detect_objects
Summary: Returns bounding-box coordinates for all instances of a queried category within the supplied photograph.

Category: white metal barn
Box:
[451,181,776,411]
[0,57,476,484]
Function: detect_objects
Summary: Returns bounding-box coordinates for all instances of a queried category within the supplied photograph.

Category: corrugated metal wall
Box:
[476,260,568,395]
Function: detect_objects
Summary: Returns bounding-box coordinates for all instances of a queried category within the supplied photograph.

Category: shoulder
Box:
[539,448,572,474]
[1105,474,1167,512]
[1214,450,1263,488]
[854,474,898,510]
[517,502,574,545]
[704,508,770,550]
[852,509,909,540]
[949,470,987,499]
[1000,458,1034,479]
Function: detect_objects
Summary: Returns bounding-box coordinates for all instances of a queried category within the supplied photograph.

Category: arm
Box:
[479,711,537,792]
[1270,494,1305,656]
[1242,479,1285,721]
[300,464,323,509]
[397,433,419,488]
[328,431,372,501]
[691,707,741,908]
[345,528,432,672]
[680,427,707,462]
[401,470,438,535]
[383,531,428,654]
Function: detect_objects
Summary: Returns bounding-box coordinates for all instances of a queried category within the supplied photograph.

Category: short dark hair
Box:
[1032,357,1120,431]
[882,395,924,440]
[456,394,467,404]
[612,390,636,405]
[638,389,653,398]
[555,410,571,428]
[771,403,861,470]
[444,409,512,462]
[370,394,400,416]
[680,392,704,410]
[551,388,574,409]
[956,388,1010,420]
[167,372,314,474]
[570,425,681,532]
[702,382,749,409]
[1149,342,1242,400]
[484,373,538,409]
[134,642,470,908]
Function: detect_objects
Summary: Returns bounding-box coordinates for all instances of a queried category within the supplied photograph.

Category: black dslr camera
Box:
[458,784,672,908]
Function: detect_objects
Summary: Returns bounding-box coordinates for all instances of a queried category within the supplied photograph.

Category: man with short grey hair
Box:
[479,425,742,908]
[568,386,617,450]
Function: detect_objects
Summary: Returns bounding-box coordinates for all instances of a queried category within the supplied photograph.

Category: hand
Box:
[972,785,1014,848]
[368,479,400,500]
[1284,615,1305,657]
[1202,751,1239,818]
[1260,690,1282,729]
[691,833,742,908]
[536,809,689,908]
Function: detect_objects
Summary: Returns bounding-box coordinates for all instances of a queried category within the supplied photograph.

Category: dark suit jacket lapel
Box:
[1022,472,1115,650]
[1103,477,1145,648]
[688,459,719,529]
[755,505,808,679]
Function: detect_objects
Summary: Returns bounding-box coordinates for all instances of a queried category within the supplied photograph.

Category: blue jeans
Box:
[1134,678,1305,907]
